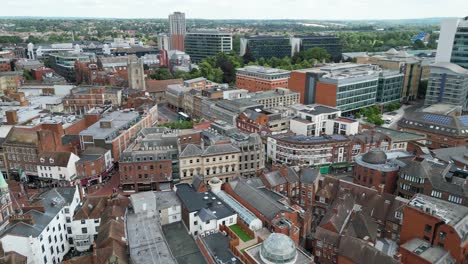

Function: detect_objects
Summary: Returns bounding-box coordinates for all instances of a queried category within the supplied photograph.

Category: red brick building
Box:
[76,147,112,186]
[236,66,290,93]
[0,59,12,72]
[399,194,468,264]
[223,179,312,246]
[353,149,411,194]
[398,112,468,149]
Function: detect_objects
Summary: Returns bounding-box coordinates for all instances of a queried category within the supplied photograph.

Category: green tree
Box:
[412,39,426,49]
[149,68,173,80]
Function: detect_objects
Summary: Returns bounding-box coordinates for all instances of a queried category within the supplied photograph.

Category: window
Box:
[81,220,86,224]
[66,217,71,223]
[48,235,51,243]
[194,221,198,226]
[95,226,99,232]
[67,227,72,234]
[68,237,74,245]
[82,227,88,234]
[94,219,99,223]
[42,245,45,253]
[424,224,432,233]
[439,231,446,241]
[50,246,54,254]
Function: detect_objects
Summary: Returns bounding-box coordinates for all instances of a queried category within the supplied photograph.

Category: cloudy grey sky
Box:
[1,0,467,20]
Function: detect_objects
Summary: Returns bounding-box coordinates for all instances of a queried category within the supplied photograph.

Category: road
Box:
[157,103,178,123]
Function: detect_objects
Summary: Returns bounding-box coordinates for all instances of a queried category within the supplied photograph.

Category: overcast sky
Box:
[1,0,467,20]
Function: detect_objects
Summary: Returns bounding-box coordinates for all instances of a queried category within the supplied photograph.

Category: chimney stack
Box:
[5,110,18,125]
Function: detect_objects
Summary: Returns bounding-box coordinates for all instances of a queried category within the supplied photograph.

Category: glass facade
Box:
[336,80,378,112]
[425,68,468,110]
[450,26,468,68]
[299,36,342,61]
[377,73,405,104]
[244,37,291,60]
[185,32,232,63]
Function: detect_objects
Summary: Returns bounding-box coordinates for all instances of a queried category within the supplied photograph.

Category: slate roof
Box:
[399,112,468,137]
[228,179,291,220]
[373,127,426,142]
[345,211,378,242]
[203,144,240,156]
[0,187,76,238]
[432,146,468,166]
[314,227,340,246]
[338,236,399,264]
[175,183,235,220]
[179,144,203,158]
[263,171,287,187]
[300,168,320,184]
[198,208,218,222]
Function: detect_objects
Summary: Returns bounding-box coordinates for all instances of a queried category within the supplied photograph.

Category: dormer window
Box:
[49,158,54,164]
[40,158,45,163]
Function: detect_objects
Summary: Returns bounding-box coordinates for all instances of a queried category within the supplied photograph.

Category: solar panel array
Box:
[422,114,451,125]
[458,116,468,127]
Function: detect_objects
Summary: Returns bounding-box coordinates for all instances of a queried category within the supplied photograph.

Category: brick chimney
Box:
[279,164,288,178]
[9,214,34,226]
[5,110,18,125]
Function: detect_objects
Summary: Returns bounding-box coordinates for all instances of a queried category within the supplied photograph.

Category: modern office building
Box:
[185,31,232,62]
[240,36,292,60]
[436,16,468,69]
[424,62,468,110]
[377,70,405,104]
[292,35,342,61]
[239,35,342,62]
[357,49,423,101]
[291,64,380,113]
[49,52,95,82]
[168,11,186,51]
[236,66,290,92]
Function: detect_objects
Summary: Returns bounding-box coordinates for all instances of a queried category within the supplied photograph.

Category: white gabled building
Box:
[0,187,80,264]
[37,152,80,185]
[175,182,237,237]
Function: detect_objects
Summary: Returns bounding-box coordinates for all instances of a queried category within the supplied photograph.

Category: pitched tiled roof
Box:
[338,236,399,264]
[95,219,126,248]
[74,197,107,220]
[38,151,74,167]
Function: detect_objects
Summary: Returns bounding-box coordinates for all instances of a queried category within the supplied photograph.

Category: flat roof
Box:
[401,238,455,263]
[237,66,290,75]
[162,222,207,264]
[79,111,139,140]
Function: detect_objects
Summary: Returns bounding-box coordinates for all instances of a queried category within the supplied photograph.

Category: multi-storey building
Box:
[36,151,80,186]
[311,175,408,263]
[248,88,300,108]
[209,121,265,178]
[236,66,290,93]
[353,149,413,194]
[0,59,11,72]
[48,52,95,82]
[237,108,289,134]
[424,62,468,110]
[224,178,303,245]
[204,99,262,125]
[0,71,22,95]
[63,86,122,113]
[176,182,237,237]
[292,35,342,61]
[289,104,359,136]
[399,194,467,264]
[0,174,13,230]
[178,143,240,184]
[169,11,186,51]
[0,187,80,264]
[267,134,351,166]
[288,63,403,110]
[436,16,468,69]
[398,112,468,149]
[119,131,177,192]
[185,30,232,62]
[240,36,292,60]
[377,70,405,104]
[76,147,112,186]
[357,49,423,101]
[396,157,467,206]
[79,108,156,162]
[350,127,426,161]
